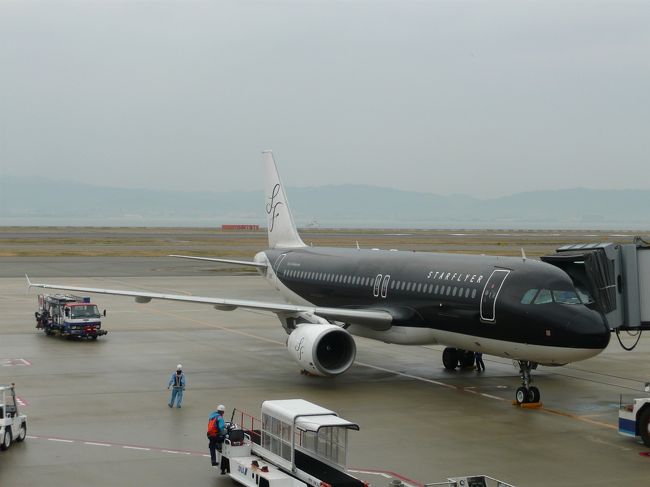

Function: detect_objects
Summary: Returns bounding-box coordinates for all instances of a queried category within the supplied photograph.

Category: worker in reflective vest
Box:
[207,404,226,467]
[167,364,186,408]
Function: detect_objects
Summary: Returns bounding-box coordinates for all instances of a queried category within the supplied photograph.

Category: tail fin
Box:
[263,151,306,249]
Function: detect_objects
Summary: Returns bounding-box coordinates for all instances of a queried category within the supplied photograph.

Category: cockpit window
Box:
[576,287,594,304]
[552,290,581,305]
[534,289,553,304]
[521,287,588,305]
[520,289,538,304]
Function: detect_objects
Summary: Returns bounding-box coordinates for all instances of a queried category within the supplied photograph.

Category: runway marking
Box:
[349,468,422,487]
[27,434,207,456]
[148,308,284,346]
[0,358,32,367]
[25,433,422,485]
[541,406,617,430]
[147,309,622,433]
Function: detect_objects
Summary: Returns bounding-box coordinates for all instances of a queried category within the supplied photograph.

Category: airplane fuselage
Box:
[260,246,611,365]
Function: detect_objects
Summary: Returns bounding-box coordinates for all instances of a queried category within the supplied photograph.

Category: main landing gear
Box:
[442,347,476,370]
[515,360,540,404]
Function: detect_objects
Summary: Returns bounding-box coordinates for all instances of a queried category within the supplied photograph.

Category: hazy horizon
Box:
[1,1,649,199]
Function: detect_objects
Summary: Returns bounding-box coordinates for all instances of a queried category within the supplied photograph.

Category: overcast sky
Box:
[1,0,649,198]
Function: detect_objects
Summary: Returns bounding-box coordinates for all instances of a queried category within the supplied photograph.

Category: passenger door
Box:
[480,269,510,323]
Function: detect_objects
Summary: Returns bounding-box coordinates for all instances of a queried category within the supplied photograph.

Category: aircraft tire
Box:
[515,387,529,405]
[458,350,474,369]
[528,386,540,403]
[442,348,459,370]
[639,408,650,447]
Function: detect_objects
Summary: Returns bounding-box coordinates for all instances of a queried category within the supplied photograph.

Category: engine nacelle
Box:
[287,324,356,377]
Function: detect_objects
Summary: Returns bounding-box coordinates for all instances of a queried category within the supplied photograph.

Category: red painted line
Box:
[26,434,422,484]
[639,452,650,457]
[350,467,424,487]
[0,358,32,367]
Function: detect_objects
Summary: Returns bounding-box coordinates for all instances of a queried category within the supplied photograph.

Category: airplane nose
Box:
[570,308,610,349]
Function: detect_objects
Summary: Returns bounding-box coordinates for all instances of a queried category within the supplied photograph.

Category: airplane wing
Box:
[168,255,267,268]
[25,275,392,329]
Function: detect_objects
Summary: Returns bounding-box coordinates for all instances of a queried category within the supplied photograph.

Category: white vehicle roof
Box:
[261,399,359,431]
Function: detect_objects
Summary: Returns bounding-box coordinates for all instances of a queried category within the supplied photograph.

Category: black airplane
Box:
[27,151,611,404]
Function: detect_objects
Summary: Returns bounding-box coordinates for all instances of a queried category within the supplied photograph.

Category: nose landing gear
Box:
[515,360,541,404]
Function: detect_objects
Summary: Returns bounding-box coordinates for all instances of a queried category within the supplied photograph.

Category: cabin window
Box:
[465,288,471,298]
[471,289,477,298]
[428,284,434,293]
[440,285,445,295]
[452,287,457,297]
[534,289,553,304]
[416,283,422,292]
[446,286,452,296]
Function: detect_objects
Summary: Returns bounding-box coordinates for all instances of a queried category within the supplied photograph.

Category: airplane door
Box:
[480,269,510,323]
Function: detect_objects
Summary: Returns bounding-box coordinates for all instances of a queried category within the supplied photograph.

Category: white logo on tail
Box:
[266,184,283,232]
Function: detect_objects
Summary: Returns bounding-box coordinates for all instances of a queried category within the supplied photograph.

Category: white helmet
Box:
[217,404,225,412]
[177,364,182,371]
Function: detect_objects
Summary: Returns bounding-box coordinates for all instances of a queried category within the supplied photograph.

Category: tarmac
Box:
[2,258,650,486]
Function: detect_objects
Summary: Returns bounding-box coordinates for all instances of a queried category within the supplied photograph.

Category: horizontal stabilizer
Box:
[168,255,267,268]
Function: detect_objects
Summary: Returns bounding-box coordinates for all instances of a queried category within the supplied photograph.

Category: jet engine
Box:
[286,324,356,377]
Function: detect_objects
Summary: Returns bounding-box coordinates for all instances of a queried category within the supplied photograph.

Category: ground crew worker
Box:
[207,404,227,467]
[475,352,485,372]
[167,364,186,408]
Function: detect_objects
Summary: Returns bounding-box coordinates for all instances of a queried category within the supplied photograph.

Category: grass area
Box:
[0,227,639,258]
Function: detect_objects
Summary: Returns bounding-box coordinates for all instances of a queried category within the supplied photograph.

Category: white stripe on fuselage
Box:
[347,325,601,365]
[259,251,601,366]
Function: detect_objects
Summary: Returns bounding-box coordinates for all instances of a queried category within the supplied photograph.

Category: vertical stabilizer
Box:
[263,151,306,249]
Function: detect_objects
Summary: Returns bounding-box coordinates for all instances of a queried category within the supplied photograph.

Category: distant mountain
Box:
[1,175,649,229]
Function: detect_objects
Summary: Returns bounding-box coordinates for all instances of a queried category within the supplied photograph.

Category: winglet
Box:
[521,248,527,261]
[262,150,306,249]
[25,274,33,288]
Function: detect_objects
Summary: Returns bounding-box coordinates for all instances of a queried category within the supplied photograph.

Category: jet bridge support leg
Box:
[515,361,540,404]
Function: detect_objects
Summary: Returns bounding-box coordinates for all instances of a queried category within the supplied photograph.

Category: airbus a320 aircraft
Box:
[28,151,611,404]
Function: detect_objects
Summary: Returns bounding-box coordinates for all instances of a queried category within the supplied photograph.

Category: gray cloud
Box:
[1,0,649,197]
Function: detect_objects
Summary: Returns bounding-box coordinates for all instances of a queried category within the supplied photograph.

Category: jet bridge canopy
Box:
[542,238,650,330]
[541,245,617,314]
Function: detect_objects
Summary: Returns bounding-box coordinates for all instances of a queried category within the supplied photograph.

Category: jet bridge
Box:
[541,237,650,331]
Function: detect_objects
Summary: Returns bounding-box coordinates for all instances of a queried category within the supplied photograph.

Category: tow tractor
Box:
[0,383,27,451]
[35,293,108,340]
[618,385,650,447]
[219,399,367,487]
